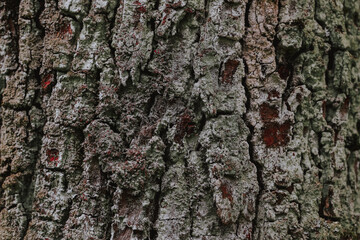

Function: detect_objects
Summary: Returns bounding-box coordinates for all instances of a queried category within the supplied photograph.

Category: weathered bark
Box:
[0,0,359,239]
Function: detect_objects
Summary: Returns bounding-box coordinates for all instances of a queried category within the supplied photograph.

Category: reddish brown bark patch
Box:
[46,149,59,162]
[322,100,327,119]
[41,74,53,90]
[222,59,239,84]
[220,182,233,203]
[114,226,132,240]
[174,112,195,143]
[262,121,291,147]
[185,7,194,13]
[277,64,290,80]
[57,23,72,39]
[354,160,359,182]
[259,103,279,122]
[268,90,280,99]
[320,187,338,220]
[136,5,147,13]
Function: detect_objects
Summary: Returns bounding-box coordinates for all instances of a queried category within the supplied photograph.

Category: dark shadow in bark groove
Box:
[147,126,171,240]
[241,58,264,239]
[107,0,121,70]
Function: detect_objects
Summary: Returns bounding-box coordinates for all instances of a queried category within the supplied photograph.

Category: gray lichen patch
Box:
[0,0,360,239]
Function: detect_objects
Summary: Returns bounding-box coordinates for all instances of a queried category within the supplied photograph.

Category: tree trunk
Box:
[0,0,359,239]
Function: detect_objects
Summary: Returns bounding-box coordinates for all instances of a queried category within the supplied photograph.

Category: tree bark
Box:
[0,0,360,239]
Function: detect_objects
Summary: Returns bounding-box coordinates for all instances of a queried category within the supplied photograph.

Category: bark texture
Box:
[0,0,360,239]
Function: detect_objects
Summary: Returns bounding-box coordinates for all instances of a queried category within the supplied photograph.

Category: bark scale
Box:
[0,0,359,239]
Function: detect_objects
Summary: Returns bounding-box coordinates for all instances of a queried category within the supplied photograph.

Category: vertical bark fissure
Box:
[35,0,46,38]
[325,47,337,87]
[149,179,161,240]
[20,0,47,237]
[204,0,210,20]
[105,181,116,240]
[242,0,264,238]
[189,201,194,237]
[242,65,264,240]
[148,127,170,240]
[314,0,326,32]
[273,0,291,104]
[108,0,120,70]
[58,167,72,239]
[19,172,36,240]
[145,7,158,73]
[98,165,113,240]
[244,0,252,28]
[4,0,21,72]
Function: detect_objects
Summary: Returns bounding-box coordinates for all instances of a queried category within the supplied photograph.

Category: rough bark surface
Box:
[0,0,360,239]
